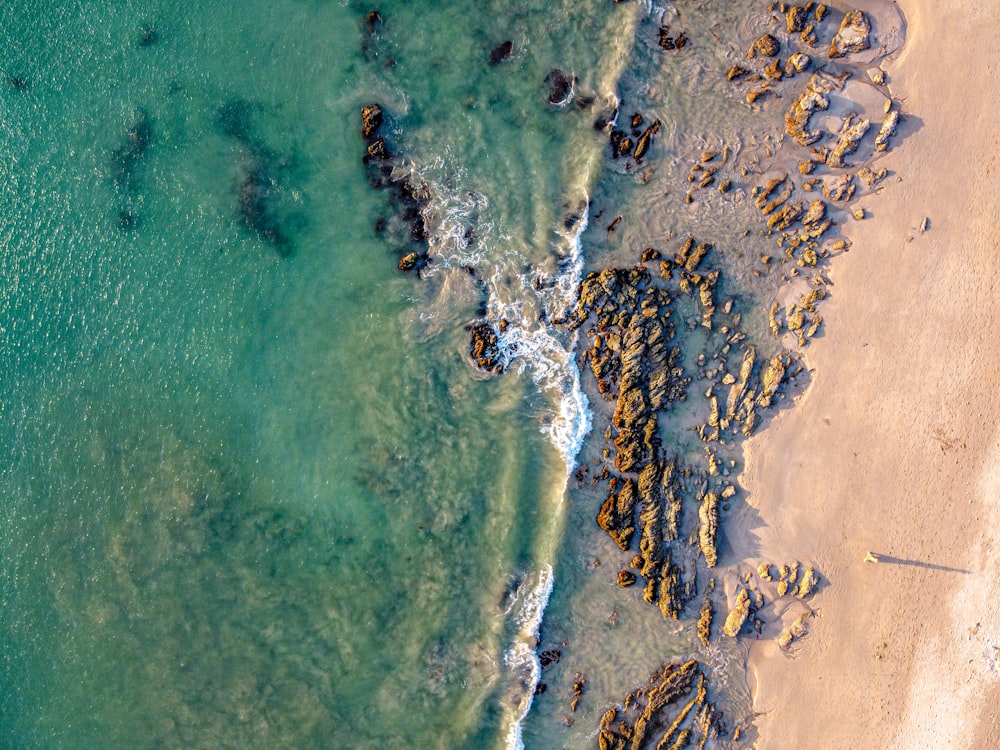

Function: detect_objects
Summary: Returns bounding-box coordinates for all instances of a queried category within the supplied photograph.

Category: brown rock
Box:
[829,9,872,59]
[749,33,780,58]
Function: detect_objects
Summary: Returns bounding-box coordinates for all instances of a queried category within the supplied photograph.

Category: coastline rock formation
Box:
[829,9,872,58]
[597,660,718,750]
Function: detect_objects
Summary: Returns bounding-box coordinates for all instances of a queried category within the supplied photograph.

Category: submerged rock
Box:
[545,68,575,105]
[489,40,513,65]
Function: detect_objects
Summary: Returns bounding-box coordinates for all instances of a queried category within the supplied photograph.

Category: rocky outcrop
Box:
[827,114,870,168]
[875,108,900,152]
[598,660,716,750]
[598,478,638,551]
[468,322,505,373]
[722,587,751,637]
[785,71,848,146]
[829,10,872,59]
[698,492,720,568]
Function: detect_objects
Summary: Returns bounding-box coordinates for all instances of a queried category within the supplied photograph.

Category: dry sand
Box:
[736,0,1000,747]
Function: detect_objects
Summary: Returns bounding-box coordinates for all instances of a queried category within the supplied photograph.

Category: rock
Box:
[785,70,847,146]
[697,595,713,647]
[468,322,506,372]
[597,478,637,550]
[617,569,637,587]
[785,52,811,75]
[489,40,513,65]
[786,5,810,32]
[727,64,751,81]
[633,121,661,160]
[822,173,856,201]
[757,355,786,408]
[875,109,900,152]
[698,491,720,568]
[857,165,888,188]
[826,114,870,168]
[398,252,422,272]
[796,566,819,597]
[829,10,872,59]
[801,198,826,225]
[749,33,780,58]
[746,86,771,105]
[723,588,751,637]
[361,103,383,140]
[757,562,773,581]
[545,68,575,105]
[763,58,784,81]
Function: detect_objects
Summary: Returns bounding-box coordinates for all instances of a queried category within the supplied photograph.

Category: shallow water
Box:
[0,0,873,747]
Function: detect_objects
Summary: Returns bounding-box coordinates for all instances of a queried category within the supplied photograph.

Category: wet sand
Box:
[737,0,1000,746]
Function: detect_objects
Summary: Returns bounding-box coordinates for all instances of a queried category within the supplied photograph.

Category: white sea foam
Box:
[501,564,554,750]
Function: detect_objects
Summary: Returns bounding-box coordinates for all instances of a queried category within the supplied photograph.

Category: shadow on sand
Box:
[869,552,970,575]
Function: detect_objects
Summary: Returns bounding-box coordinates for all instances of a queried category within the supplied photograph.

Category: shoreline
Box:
[738,0,1000,746]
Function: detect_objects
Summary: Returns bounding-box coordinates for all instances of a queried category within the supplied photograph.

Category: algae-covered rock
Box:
[698,492,720,568]
[723,588,751,637]
[618,569,637,587]
[469,322,505,372]
[749,33,780,58]
[597,478,637,551]
[829,10,872,59]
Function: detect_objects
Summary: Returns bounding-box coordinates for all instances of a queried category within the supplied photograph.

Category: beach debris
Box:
[919,216,929,234]
[864,551,881,563]
[829,10,872,59]
[723,587,752,637]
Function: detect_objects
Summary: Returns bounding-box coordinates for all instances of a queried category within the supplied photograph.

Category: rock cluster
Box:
[609,115,662,165]
[597,659,717,750]
[359,103,432,274]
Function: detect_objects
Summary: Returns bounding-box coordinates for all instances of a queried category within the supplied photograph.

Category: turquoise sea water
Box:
[1,0,811,747]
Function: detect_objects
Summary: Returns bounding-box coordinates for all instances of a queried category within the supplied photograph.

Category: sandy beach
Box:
[738,0,1000,746]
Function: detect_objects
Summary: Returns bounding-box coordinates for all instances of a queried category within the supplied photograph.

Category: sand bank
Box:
[737,0,1000,747]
